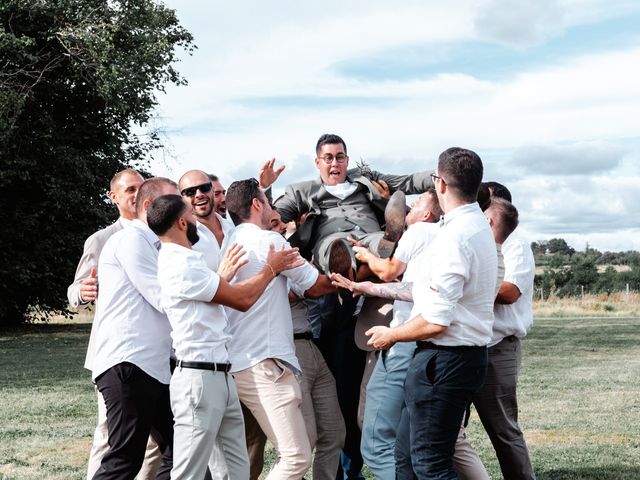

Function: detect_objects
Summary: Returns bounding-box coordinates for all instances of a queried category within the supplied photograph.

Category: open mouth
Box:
[194,200,209,208]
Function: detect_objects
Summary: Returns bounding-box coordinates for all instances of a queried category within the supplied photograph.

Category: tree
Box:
[546,238,575,256]
[0,0,194,325]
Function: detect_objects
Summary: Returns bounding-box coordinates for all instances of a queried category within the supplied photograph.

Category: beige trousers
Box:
[233,359,312,480]
[86,388,162,480]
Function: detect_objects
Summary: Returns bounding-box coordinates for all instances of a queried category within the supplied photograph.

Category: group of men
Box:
[68,133,536,479]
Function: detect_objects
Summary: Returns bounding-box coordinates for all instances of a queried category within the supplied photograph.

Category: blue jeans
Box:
[396,344,487,480]
[361,341,415,479]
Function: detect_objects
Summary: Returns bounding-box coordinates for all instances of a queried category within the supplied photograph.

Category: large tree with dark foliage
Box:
[0,0,194,325]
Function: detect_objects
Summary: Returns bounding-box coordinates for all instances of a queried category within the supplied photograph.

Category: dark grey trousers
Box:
[472,336,536,480]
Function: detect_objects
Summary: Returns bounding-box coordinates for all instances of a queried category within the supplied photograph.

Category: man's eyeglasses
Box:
[181,182,213,197]
[319,154,348,164]
[430,173,443,183]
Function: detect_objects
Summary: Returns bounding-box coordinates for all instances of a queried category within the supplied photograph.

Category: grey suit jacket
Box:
[274,167,433,258]
[67,218,126,309]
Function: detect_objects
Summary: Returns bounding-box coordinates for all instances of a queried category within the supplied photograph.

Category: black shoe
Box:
[328,239,354,305]
[378,190,406,258]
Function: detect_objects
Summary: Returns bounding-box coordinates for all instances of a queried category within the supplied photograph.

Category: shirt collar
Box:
[440,202,481,227]
[118,217,132,227]
[131,219,161,249]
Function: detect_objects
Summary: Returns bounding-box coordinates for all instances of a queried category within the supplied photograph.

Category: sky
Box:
[150,0,640,252]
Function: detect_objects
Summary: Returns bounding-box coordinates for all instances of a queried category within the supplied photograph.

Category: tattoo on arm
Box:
[370,282,414,301]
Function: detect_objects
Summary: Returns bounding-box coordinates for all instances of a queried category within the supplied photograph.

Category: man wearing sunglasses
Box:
[179,170,236,274]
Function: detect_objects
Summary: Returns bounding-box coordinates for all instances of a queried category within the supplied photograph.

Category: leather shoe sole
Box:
[328,239,354,305]
[378,190,406,258]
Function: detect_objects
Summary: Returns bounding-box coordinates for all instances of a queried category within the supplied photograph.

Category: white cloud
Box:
[474,0,564,47]
[151,1,640,251]
[511,141,627,175]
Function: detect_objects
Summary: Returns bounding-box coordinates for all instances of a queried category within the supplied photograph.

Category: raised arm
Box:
[213,244,303,311]
[367,168,434,195]
[351,244,408,282]
[330,273,414,302]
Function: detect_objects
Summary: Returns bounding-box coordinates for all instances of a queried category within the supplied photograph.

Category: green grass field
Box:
[2,316,640,479]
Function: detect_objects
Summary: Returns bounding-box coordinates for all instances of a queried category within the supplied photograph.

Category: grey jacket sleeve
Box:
[274,182,312,223]
[67,234,99,309]
[367,169,434,195]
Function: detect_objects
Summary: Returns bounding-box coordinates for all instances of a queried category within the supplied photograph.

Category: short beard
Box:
[187,221,200,245]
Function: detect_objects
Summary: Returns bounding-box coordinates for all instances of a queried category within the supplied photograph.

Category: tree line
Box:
[532,238,640,298]
[1,0,194,326]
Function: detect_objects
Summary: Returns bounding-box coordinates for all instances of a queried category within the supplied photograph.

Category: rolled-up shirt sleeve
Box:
[182,258,221,302]
[415,240,470,327]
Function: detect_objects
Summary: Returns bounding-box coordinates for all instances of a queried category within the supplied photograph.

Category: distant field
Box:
[1,310,640,479]
[534,265,632,275]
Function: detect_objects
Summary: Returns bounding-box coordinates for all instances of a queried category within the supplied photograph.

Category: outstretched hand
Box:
[217,243,248,282]
[330,273,369,297]
[258,158,286,189]
[266,243,304,275]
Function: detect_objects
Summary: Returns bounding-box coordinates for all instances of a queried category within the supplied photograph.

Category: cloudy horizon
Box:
[147,0,640,253]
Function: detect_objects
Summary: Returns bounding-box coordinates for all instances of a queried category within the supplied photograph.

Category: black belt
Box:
[416,341,486,352]
[177,360,231,372]
[294,332,314,340]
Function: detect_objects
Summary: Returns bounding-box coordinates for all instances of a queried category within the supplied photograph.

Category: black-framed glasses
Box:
[430,173,442,183]
[181,182,213,197]
[319,154,348,164]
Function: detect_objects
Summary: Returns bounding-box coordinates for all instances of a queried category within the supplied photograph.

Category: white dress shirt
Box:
[192,214,235,271]
[68,217,131,310]
[75,217,132,370]
[157,242,230,363]
[290,282,312,334]
[91,219,172,384]
[324,181,358,200]
[491,236,535,346]
[224,223,319,373]
[391,222,441,328]
[411,203,497,346]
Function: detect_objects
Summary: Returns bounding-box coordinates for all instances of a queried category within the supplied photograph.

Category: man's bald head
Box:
[179,169,215,219]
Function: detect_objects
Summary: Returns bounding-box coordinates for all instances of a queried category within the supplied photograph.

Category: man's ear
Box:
[108,191,117,203]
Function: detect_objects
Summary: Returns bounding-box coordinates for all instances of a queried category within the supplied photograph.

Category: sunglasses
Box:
[181,182,213,197]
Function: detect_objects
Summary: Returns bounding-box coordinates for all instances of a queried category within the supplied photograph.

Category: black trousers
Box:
[315,295,366,480]
[93,362,174,480]
[396,344,487,480]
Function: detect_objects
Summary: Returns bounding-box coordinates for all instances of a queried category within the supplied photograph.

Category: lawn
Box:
[1,314,640,479]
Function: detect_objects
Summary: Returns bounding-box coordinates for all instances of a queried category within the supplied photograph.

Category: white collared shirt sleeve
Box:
[116,231,164,313]
[418,240,469,327]
[174,255,221,302]
[261,232,319,294]
[503,239,535,294]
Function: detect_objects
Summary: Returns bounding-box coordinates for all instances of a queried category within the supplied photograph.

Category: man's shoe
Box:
[328,239,354,305]
[378,190,406,258]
